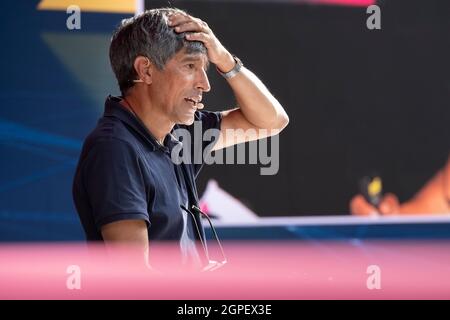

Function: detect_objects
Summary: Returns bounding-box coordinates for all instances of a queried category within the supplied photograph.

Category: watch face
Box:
[219,56,243,79]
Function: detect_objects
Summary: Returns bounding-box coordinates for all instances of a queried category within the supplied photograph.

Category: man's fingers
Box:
[350,194,378,216]
[168,13,198,27]
[185,32,210,44]
[173,21,206,34]
[167,14,188,27]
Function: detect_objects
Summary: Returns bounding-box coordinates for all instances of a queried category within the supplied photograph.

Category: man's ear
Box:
[133,56,153,85]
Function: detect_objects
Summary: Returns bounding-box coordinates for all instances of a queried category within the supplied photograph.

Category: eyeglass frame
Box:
[180,204,227,272]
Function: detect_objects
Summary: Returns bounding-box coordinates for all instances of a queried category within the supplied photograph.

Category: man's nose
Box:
[196,69,211,93]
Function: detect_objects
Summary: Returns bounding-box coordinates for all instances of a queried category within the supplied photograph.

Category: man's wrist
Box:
[215,52,235,74]
[216,54,243,79]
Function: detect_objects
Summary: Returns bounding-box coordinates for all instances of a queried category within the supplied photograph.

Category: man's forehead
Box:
[176,50,209,67]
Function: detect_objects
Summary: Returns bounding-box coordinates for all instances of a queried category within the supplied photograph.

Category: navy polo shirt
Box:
[72,96,221,261]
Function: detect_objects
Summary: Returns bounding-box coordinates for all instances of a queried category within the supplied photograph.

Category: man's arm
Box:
[214,58,289,150]
[167,13,289,151]
[101,219,150,268]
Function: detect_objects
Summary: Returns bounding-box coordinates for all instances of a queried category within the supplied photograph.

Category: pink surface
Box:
[0,241,449,299]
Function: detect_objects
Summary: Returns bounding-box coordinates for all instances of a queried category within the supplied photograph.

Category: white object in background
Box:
[199,180,259,223]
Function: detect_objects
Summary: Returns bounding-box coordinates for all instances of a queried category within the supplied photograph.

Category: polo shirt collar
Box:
[103,95,182,153]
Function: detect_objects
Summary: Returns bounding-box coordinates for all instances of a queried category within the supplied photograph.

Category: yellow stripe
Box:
[37,0,136,14]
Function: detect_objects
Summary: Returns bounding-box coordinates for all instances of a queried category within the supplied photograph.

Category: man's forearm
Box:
[216,54,289,130]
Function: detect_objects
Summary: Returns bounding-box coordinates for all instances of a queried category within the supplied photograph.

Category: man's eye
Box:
[186,64,195,69]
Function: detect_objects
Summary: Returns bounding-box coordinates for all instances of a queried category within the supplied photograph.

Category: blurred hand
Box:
[350,193,401,216]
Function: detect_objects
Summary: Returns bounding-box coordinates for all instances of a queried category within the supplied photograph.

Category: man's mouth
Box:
[184,97,201,107]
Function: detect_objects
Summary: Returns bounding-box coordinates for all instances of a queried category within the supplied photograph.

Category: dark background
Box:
[0,0,448,240]
[145,0,449,216]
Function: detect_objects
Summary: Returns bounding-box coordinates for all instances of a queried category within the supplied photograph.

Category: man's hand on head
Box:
[167,12,235,73]
[167,10,289,149]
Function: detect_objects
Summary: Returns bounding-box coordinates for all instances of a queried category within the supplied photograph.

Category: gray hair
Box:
[109,8,207,95]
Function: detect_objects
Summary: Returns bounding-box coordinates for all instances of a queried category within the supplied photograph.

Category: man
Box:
[72,8,289,267]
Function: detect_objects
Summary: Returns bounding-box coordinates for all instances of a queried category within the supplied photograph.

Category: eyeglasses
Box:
[180,204,227,271]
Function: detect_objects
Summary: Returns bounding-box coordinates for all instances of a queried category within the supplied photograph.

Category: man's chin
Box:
[177,114,196,126]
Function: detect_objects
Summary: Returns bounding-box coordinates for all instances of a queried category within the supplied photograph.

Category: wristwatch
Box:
[217,55,243,79]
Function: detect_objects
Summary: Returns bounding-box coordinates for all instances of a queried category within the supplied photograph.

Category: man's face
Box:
[150,48,211,125]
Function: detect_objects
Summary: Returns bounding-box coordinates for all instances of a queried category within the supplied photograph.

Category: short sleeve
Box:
[81,139,149,230]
